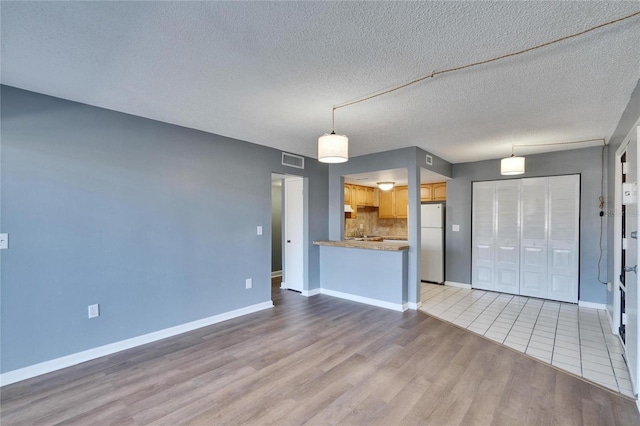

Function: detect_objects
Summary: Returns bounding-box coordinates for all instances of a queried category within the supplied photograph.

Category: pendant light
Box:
[500,145,525,175]
[318,108,348,163]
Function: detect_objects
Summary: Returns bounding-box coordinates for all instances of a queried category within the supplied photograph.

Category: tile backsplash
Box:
[345,207,408,238]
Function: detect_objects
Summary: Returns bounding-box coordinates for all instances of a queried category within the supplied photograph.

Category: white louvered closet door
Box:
[472,175,579,303]
[494,181,521,295]
[548,175,580,303]
[472,182,496,291]
[520,177,549,299]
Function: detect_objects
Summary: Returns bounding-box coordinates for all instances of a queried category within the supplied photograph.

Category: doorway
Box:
[614,122,640,394]
[271,173,305,295]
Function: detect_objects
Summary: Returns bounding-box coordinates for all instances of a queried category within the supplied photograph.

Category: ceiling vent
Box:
[282,152,304,169]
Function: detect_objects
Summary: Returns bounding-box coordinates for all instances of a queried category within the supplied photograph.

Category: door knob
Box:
[287,240,291,243]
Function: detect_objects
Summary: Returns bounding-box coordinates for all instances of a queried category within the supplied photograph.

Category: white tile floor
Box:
[420,283,636,398]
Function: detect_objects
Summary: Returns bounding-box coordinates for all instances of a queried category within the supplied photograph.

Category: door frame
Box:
[279,175,307,293]
[613,117,640,336]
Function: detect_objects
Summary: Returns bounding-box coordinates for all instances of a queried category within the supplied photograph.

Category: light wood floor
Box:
[2,286,639,425]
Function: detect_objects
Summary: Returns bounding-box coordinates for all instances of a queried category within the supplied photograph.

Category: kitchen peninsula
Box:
[313,239,409,311]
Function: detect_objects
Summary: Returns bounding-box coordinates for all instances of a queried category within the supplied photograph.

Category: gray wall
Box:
[271,184,282,272]
[0,86,328,372]
[606,79,640,313]
[447,146,608,304]
[328,147,452,305]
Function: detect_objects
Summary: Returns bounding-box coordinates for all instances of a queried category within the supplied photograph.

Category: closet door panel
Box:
[472,182,496,291]
[548,175,580,303]
[520,177,549,298]
[494,181,520,295]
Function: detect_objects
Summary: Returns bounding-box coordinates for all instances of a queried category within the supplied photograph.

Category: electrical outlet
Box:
[257,226,263,235]
[452,225,460,232]
[88,304,100,319]
[245,278,252,289]
[359,224,364,229]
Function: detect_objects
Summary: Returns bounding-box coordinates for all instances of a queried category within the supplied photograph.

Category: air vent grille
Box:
[282,152,304,169]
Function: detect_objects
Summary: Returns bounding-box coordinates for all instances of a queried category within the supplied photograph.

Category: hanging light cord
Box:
[331,10,640,115]
[597,142,608,285]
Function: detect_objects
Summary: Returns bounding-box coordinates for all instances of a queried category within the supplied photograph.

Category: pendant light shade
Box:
[500,155,525,175]
[377,182,395,191]
[318,131,348,163]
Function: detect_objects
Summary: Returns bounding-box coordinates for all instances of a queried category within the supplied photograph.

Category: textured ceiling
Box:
[2,2,639,164]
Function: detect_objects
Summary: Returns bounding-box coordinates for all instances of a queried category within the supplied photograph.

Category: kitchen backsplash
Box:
[345,207,408,237]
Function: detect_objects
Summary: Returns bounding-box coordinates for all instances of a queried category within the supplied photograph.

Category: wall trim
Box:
[406,301,422,310]
[578,300,607,310]
[320,289,407,312]
[271,270,282,278]
[0,301,274,387]
[445,281,472,289]
[301,288,321,297]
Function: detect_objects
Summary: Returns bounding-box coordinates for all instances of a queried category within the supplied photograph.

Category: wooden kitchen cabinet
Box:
[356,185,367,206]
[378,186,408,219]
[421,182,447,202]
[344,184,352,204]
[394,186,408,219]
[378,189,395,218]
[432,182,446,201]
[420,184,433,201]
[365,187,375,206]
[346,184,376,207]
[344,184,357,218]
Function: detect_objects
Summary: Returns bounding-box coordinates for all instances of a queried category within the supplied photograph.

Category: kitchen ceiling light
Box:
[377,182,395,191]
[500,154,525,175]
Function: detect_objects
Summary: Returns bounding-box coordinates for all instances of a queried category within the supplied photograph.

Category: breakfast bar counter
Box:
[314,240,408,311]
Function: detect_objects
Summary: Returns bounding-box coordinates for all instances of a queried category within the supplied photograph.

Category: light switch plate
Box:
[88,304,100,319]
[452,225,460,232]
[0,233,8,249]
[257,226,263,235]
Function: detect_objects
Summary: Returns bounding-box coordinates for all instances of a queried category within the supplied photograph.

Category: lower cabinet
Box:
[472,175,579,303]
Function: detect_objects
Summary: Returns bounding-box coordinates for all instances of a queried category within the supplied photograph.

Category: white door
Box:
[625,127,639,392]
[547,175,580,303]
[472,182,496,291]
[520,177,549,299]
[284,177,304,292]
[494,180,520,295]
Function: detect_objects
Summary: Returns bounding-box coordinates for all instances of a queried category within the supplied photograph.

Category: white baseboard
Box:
[320,288,406,312]
[445,281,472,289]
[301,288,321,297]
[0,301,274,387]
[578,300,607,310]
[406,301,422,310]
[271,270,282,278]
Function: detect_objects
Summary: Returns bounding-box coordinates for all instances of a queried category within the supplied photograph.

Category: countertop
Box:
[313,239,409,251]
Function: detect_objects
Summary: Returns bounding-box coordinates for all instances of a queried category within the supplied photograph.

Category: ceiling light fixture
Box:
[377,182,395,191]
[318,107,348,163]
[317,11,638,164]
[500,146,525,175]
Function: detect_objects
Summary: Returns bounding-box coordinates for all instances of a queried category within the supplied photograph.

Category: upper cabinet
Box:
[378,185,408,219]
[421,182,446,202]
[378,188,395,218]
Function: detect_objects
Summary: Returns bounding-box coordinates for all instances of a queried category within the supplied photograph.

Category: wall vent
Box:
[426,154,433,165]
[282,152,304,169]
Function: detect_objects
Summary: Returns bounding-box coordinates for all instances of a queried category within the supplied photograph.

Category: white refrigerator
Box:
[421,203,444,283]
